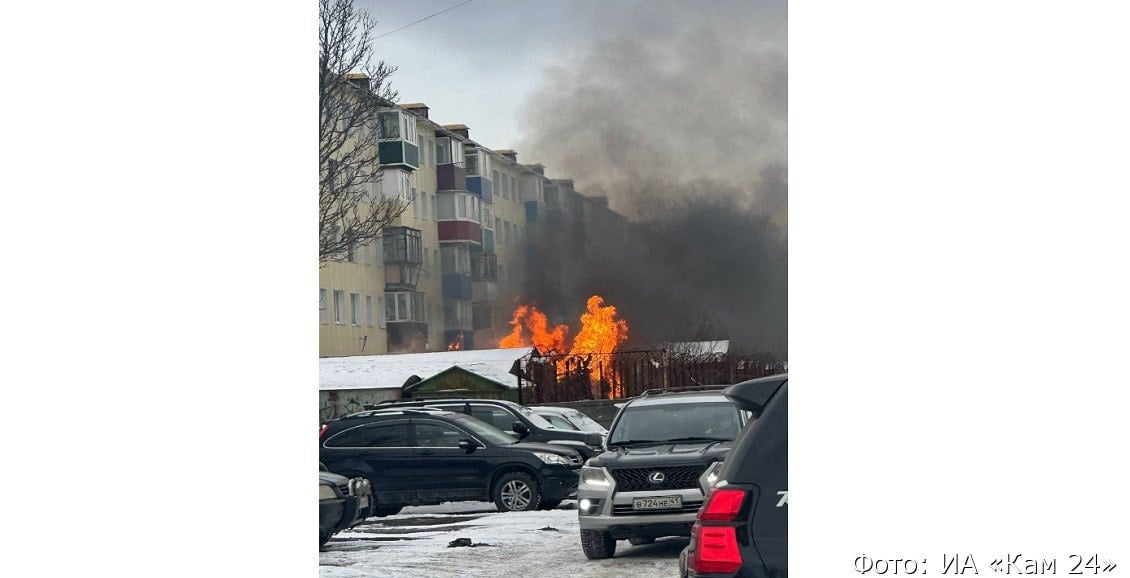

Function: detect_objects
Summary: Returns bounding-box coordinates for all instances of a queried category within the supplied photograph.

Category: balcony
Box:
[438,221,482,244]
[481,229,495,253]
[379,141,420,170]
[437,164,467,192]
[442,274,473,300]
[471,251,498,282]
[388,322,428,353]
[466,176,493,203]
[377,110,420,171]
[473,302,494,330]
[383,227,422,290]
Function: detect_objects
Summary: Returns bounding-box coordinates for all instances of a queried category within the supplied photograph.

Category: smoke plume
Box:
[518,0,788,357]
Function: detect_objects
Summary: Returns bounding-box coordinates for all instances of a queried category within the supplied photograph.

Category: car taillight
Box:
[689,487,747,574]
[319,424,329,438]
[700,488,746,521]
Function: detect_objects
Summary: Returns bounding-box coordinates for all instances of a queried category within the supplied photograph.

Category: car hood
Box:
[509,440,583,458]
[586,440,733,468]
[319,471,351,485]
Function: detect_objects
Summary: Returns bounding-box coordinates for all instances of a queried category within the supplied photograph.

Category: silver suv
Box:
[576,389,748,559]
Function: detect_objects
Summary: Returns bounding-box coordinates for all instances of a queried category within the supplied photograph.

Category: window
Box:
[431,193,438,220]
[437,192,456,220]
[384,291,426,322]
[378,112,400,139]
[470,405,518,432]
[325,423,410,448]
[495,217,502,232]
[414,422,467,448]
[412,186,419,218]
[350,292,360,325]
[417,131,425,157]
[377,295,386,328]
[427,138,435,165]
[436,138,450,165]
[421,192,428,220]
[347,243,356,263]
[365,295,374,326]
[319,288,328,324]
[333,290,344,324]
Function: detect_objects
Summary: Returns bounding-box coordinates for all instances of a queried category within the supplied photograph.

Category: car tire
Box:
[537,499,563,511]
[628,536,655,546]
[492,472,541,512]
[580,529,617,559]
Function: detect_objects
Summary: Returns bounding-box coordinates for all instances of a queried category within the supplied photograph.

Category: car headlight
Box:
[580,467,612,488]
[533,451,571,466]
[319,485,338,500]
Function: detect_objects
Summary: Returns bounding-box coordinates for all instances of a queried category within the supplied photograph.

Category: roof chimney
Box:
[495,149,518,163]
[401,103,429,119]
[343,73,370,91]
[442,124,469,139]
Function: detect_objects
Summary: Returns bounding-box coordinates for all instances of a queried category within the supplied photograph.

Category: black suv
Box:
[680,374,788,577]
[320,408,584,513]
[576,388,750,559]
[369,398,604,459]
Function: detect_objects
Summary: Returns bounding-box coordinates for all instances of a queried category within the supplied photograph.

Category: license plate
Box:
[632,495,682,510]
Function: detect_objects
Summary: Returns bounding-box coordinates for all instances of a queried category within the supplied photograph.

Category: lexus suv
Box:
[576,388,749,559]
[320,407,584,513]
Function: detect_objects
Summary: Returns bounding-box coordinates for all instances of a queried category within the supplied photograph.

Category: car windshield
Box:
[563,409,608,434]
[608,401,741,446]
[513,404,560,430]
[537,412,579,430]
[451,414,522,446]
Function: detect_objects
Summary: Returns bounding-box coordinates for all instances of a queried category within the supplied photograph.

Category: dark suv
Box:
[369,398,604,459]
[320,408,584,513]
[681,374,788,577]
[576,388,750,559]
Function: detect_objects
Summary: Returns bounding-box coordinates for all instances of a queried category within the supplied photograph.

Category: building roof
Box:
[320,348,534,391]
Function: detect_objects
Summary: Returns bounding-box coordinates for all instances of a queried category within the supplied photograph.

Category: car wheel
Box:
[580,529,616,559]
[628,536,655,546]
[493,472,541,512]
[537,499,563,511]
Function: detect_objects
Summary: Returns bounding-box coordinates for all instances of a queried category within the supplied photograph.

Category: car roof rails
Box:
[638,384,731,397]
[343,407,449,419]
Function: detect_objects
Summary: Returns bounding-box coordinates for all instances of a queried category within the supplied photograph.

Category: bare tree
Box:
[319,0,409,265]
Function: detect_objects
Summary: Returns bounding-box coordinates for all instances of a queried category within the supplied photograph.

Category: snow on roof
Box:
[666,340,730,355]
[320,347,534,391]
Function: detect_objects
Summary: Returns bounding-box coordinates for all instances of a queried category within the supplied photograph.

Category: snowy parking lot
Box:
[320,500,687,577]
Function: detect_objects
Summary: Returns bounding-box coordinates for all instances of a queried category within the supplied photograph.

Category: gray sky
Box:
[359,0,599,151]
[362,0,787,221]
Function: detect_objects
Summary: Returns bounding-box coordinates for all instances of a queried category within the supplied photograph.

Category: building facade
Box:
[319,86,619,358]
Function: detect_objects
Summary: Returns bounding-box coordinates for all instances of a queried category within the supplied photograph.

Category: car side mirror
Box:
[512,421,530,438]
[458,439,476,452]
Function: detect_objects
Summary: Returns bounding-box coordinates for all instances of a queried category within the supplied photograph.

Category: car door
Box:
[410,418,493,502]
[321,419,414,506]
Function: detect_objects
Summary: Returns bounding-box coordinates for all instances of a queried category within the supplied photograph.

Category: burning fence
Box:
[500,295,785,402]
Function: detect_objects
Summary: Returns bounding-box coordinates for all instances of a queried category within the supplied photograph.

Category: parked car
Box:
[680,374,788,577]
[319,465,373,547]
[320,407,584,513]
[531,406,609,436]
[368,398,604,459]
[576,387,751,559]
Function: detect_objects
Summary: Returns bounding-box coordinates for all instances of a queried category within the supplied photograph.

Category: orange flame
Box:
[497,295,630,398]
[568,295,629,357]
[499,305,569,353]
[447,334,463,350]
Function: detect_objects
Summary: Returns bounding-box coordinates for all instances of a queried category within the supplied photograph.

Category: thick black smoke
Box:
[517,0,788,356]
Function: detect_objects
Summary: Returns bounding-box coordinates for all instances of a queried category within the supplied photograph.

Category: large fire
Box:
[499,295,629,398]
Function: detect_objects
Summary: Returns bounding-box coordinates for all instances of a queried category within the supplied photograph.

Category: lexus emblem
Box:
[648,471,666,484]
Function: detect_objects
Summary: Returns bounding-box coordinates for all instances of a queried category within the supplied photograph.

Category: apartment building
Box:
[319,87,620,358]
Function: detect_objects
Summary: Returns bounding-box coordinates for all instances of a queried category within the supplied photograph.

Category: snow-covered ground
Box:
[320,500,687,577]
